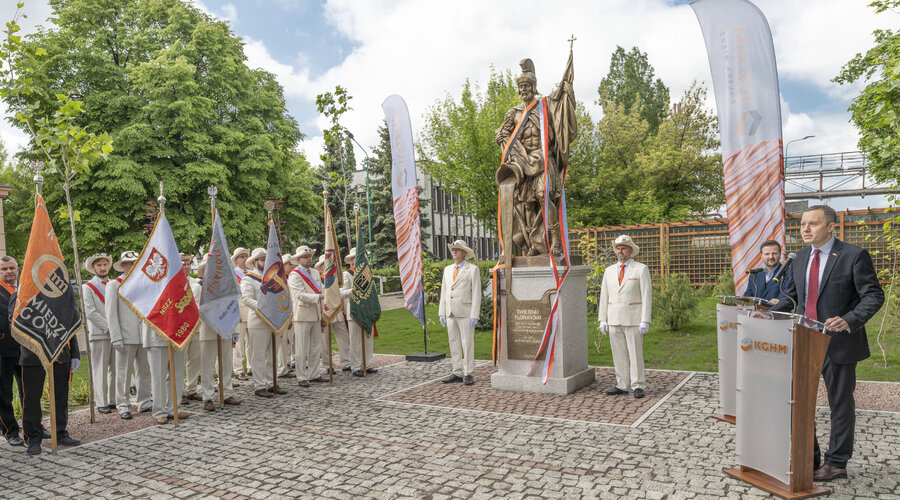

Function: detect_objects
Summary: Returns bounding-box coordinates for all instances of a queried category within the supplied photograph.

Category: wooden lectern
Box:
[725,316,832,499]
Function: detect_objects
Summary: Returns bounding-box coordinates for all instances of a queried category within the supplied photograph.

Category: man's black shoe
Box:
[58,434,80,446]
[139,406,152,413]
[633,388,645,399]
[464,375,474,386]
[605,387,628,395]
[352,370,365,377]
[813,464,847,482]
[26,441,41,455]
[40,428,51,439]
[6,435,24,447]
[120,411,132,420]
[342,367,352,372]
[442,374,463,384]
[98,406,112,414]
[366,367,378,374]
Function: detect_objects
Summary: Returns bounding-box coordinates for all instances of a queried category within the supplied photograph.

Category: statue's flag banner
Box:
[692,0,785,295]
[11,194,83,369]
[118,212,199,350]
[350,223,381,334]
[255,220,291,334]
[383,94,425,327]
[322,205,344,322]
[200,212,242,339]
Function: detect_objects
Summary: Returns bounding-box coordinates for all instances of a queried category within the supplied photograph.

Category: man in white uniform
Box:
[345,248,376,377]
[196,256,241,411]
[240,248,284,397]
[106,251,152,419]
[231,247,251,380]
[181,253,202,404]
[438,240,481,386]
[82,253,117,413]
[288,246,327,387]
[598,235,652,399]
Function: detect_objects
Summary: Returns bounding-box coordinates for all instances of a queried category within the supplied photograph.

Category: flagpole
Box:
[158,183,180,425]
[47,361,58,454]
[208,186,226,407]
[355,209,367,375]
[324,182,334,384]
[265,201,279,395]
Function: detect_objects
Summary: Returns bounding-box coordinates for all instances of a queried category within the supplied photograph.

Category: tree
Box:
[5,0,318,258]
[834,0,900,182]
[598,46,669,134]
[316,86,357,251]
[0,150,34,259]
[419,67,520,225]
[366,121,430,268]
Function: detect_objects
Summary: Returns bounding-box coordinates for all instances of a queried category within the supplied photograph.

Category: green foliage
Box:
[712,268,735,297]
[316,86,356,250]
[419,67,519,225]
[653,273,699,331]
[2,0,317,259]
[833,0,900,182]
[575,236,608,313]
[598,46,670,134]
[0,145,32,258]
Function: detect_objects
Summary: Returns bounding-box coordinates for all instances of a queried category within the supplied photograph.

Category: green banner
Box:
[350,223,381,334]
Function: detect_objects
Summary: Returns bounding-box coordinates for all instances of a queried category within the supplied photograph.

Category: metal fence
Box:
[569,208,899,286]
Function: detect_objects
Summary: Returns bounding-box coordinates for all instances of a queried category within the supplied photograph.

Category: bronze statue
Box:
[495,45,576,262]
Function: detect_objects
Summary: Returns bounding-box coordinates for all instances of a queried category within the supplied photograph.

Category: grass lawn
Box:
[373,297,899,382]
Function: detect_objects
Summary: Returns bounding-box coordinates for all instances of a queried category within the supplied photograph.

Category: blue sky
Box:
[1,0,896,210]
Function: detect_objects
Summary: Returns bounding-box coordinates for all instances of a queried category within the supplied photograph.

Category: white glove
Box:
[112,340,124,352]
[638,322,649,335]
[599,321,608,335]
[70,358,80,373]
[468,318,478,328]
[439,316,447,327]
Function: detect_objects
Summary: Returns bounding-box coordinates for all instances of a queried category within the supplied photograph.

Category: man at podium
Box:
[772,205,884,482]
[742,239,790,304]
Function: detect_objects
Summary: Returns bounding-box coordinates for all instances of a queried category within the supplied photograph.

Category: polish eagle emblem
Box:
[141,248,168,282]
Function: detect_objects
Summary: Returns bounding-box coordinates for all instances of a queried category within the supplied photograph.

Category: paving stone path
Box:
[1,356,897,499]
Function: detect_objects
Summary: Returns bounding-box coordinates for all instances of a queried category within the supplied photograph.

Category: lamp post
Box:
[784,135,815,172]
[345,129,372,245]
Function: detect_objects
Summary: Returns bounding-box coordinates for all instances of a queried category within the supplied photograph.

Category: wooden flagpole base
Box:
[271,333,278,394]
[47,363,58,455]
[725,467,829,499]
[710,413,735,424]
[360,327,367,377]
[169,346,179,424]
[217,337,225,406]
[327,324,334,386]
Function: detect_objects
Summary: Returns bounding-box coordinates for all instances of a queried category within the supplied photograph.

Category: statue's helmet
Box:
[517,58,536,86]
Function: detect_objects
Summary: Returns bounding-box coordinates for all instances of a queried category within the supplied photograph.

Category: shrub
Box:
[711,268,735,297]
[653,273,699,331]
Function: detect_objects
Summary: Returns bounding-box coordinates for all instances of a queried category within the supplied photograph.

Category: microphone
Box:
[745,267,764,274]
[772,253,796,282]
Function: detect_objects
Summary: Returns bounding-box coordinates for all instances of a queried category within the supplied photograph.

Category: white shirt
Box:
[804,236,835,300]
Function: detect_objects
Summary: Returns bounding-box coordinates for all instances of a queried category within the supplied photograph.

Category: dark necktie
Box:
[806,249,820,321]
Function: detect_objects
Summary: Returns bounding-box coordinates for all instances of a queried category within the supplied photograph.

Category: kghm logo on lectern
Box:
[740,337,788,355]
[720,320,737,331]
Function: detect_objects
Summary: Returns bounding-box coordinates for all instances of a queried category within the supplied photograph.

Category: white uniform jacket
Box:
[438,261,481,319]
[240,270,268,330]
[82,278,109,341]
[598,260,652,326]
[288,267,322,322]
[106,277,146,345]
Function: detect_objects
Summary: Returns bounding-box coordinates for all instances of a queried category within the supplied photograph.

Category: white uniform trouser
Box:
[90,339,117,408]
[184,338,201,396]
[330,319,352,370]
[248,327,274,390]
[447,317,475,377]
[201,338,235,401]
[294,321,322,381]
[147,347,185,420]
[276,334,289,376]
[349,320,374,372]
[114,344,151,414]
[232,321,249,375]
[609,325,645,391]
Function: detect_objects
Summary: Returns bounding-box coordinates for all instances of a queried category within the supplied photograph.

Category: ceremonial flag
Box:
[11,194,83,368]
[255,220,291,334]
[382,94,425,327]
[322,205,344,322]
[118,212,199,349]
[199,212,241,339]
[692,0,785,295]
[350,222,381,334]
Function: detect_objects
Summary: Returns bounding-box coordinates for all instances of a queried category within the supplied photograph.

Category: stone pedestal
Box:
[491,265,595,395]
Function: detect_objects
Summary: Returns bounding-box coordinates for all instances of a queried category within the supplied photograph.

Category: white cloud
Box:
[242,37,315,98]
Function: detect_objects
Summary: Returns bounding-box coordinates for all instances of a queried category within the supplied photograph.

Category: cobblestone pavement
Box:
[1,357,898,499]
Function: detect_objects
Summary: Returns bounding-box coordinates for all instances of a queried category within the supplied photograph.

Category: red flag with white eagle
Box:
[118,211,200,349]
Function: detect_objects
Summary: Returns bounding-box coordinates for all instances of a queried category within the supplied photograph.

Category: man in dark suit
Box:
[0,256,24,447]
[743,239,791,304]
[10,291,82,455]
[772,205,884,481]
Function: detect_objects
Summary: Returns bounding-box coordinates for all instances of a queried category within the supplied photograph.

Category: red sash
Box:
[85,278,108,304]
[292,267,321,294]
